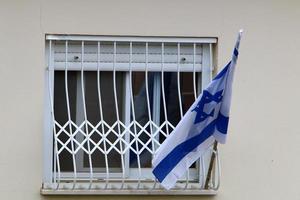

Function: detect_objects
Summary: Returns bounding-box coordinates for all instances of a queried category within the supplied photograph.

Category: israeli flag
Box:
[152,31,242,190]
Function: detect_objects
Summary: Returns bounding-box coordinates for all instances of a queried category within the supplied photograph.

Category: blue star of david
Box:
[192,90,224,124]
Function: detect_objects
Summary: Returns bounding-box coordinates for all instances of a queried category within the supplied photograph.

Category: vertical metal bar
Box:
[43,63,53,186]
[145,43,155,157]
[209,44,213,81]
[96,42,110,188]
[50,41,57,185]
[128,42,142,188]
[208,147,220,190]
[214,148,221,190]
[177,43,183,118]
[113,41,126,188]
[80,41,94,188]
[193,43,197,100]
[123,72,131,178]
[202,44,212,88]
[197,45,203,95]
[44,41,53,186]
[177,43,189,188]
[145,42,156,189]
[143,42,160,190]
[47,40,60,188]
[160,43,169,136]
[152,42,169,189]
[199,156,205,189]
[52,50,57,188]
[64,41,77,189]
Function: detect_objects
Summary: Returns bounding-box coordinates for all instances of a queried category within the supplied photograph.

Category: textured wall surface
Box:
[0,0,299,199]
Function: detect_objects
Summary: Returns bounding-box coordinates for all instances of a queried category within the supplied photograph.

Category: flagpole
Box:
[204,140,218,189]
[204,30,243,189]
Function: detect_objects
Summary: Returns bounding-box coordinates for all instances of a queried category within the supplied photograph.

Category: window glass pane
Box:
[181,72,198,113]
[129,72,199,168]
[83,71,124,172]
[54,71,77,172]
[130,72,154,168]
[54,71,124,173]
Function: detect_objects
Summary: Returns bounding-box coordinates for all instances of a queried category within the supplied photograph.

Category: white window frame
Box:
[42,35,219,195]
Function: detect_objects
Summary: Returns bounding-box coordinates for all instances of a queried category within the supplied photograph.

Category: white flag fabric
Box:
[152,31,242,190]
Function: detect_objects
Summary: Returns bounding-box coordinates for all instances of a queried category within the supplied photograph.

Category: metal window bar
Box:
[46,40,61,187]
[96,42,110,188]
[43,35,220,195]
[64,41,77,189]
[129,42,142,188]
[112,41,125,189]
[80,41,94,188]
[160,43,169,136]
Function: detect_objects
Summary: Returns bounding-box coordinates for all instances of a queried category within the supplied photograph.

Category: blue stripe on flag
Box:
[153,119,215,182]
[216,113,229,134]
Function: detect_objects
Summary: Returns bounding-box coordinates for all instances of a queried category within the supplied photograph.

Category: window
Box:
[43,35,220,195]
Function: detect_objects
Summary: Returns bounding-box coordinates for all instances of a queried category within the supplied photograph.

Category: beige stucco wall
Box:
[0,0,299,199]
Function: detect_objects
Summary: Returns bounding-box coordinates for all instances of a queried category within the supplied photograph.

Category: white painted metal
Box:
[80,41,94,188]
[123,67,131,180]
[46,35,217,44]
[41,186,217,195]
[177,43,183,118]
[113,42,126,188]
[44,41,57,186]
[96,42,110,188]
[144,42,154,161]
[215,148,221,190]
[199,156,206,189]
[43,42,53,184]
[44,36,218,194]
[176,43,189,188]
[193,43,197,100]
[51,42,205,72]
[151,73,161,190]
[160,43,169,136]
[64,41,78,189]
[52,63,203,72]
[144,42,158,190]
[201,44,212,88]
[129,42,142,188]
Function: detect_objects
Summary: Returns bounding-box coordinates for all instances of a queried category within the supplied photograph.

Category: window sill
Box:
[41,183,217,195]
[41,188,217,195]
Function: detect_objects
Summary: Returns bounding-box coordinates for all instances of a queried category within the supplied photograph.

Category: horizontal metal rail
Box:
[46,35,217,44]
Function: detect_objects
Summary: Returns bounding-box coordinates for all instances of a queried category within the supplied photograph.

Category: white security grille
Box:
[42,35,220,195]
